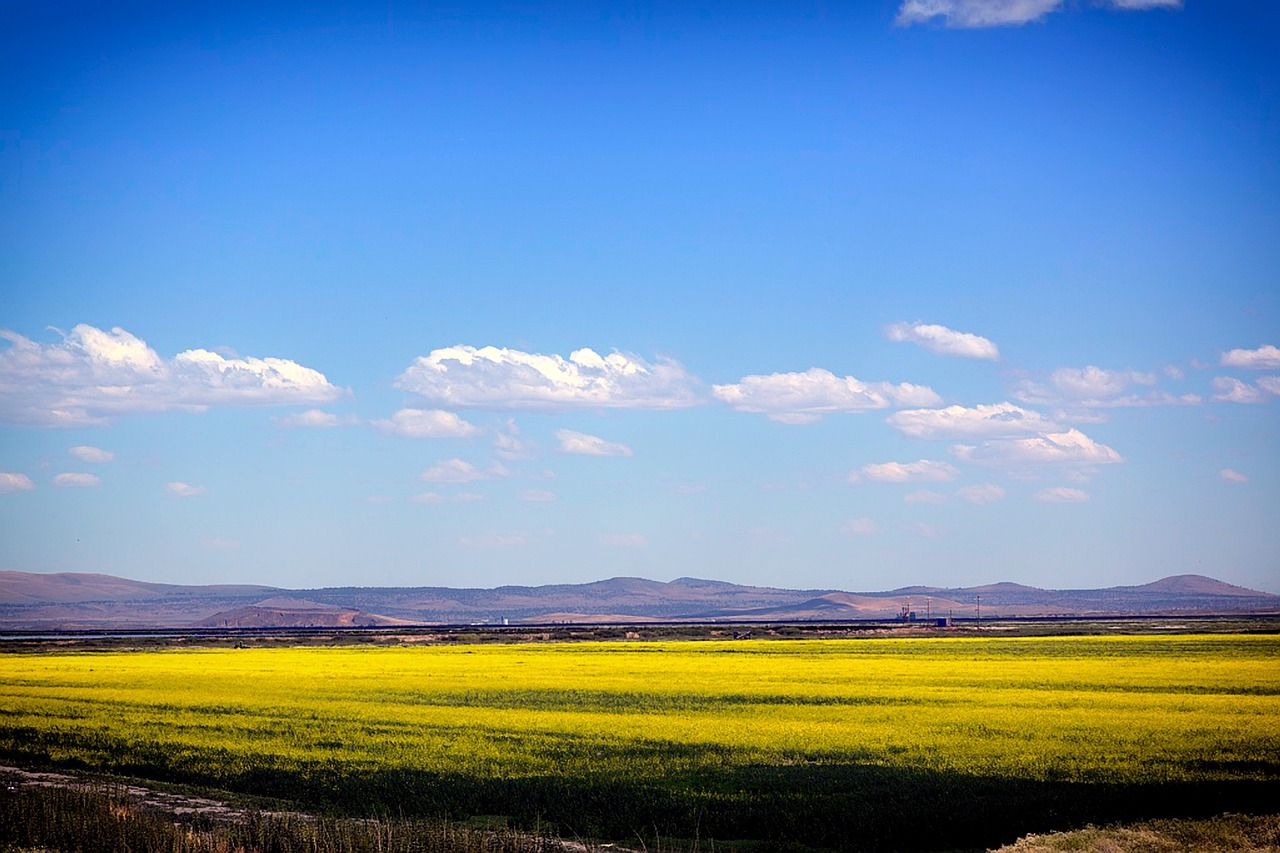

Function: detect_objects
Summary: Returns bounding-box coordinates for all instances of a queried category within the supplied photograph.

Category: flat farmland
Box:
[2,634,1278,851]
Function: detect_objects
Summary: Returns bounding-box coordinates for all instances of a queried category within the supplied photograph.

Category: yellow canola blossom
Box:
[1,635,1277,787]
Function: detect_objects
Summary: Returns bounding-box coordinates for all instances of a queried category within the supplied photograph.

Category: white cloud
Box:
[53,472,101,487]
[420,458,487,483]
[904,489,946,504]
[1258,377,1280,396]
[841,518,879,536]
[372,408,477,439]
[410,490,483,505]
[854,459,960,483]
[884,322,999,360]
[1050,365,1155,397]
[493,420,533,460]
[712,367,940,423]
[0,325,342,427]
[277,409,350,428]
[601,533,648,548]
[956,483,1005,504]
[69,445,113,463]
[1219,469,1248,484]
[1211,377,1265,404]
[894,0,1178,28]
[954,428,1123,468]
[556,429,634,457]
[1221,344,1280,370]
[1034,487,1089,503]
[519,489,557,502]
[888,402,1058,440]
[904,521,941,538]
[458,532,528,548]
[1012,366,1197,409]
[895,0,1062,27]
[0,472,36,493]
[166,481,206,497]
[394,345,699,411]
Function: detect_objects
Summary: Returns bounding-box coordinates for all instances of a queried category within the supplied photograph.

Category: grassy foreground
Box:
[1,634,1278,850]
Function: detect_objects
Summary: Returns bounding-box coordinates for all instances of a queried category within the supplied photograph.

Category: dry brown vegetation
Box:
[995,812,1280,852]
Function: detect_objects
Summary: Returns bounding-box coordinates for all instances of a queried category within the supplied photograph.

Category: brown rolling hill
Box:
[1,570,1276,629]
[194,598,415,629]
[0,571,274,605]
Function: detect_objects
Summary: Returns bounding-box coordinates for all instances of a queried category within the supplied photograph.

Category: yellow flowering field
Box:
[2,634,1277,849]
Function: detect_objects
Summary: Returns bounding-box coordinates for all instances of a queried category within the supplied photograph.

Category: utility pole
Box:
[976,594,981,628]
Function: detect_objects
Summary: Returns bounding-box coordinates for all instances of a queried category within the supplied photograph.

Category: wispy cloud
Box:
[458,532,529,548]
[1034,487,1089,502]
[895,0,1180,28]
[276,409,353,428]
[371,408,476,438]
[0,325,342,427]
[0,471,35,493]
[556,429,633,457]
[956,483,1005,504]
[896,0,1061,28]
[68,445,114,463]
[841,518,879,536]
[713,368,940,424]
[884,322,998,360]
[854,459,960,483]
[493,420,534,460]
[600,533,647,547]
[395,345,699,411]
[519,488,557,502]
[1012,365,1199,409]
[53,472,100,487]
[1211,377,1269,404]
[1219,468,1248,484]
[411,490,486,504]
[420,458,495,483]
[166,481,206,497]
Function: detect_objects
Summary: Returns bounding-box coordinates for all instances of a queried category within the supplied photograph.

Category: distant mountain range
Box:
[0,571,1276,630]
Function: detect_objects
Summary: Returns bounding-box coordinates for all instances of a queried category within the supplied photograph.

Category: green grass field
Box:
[2,634,1278,851]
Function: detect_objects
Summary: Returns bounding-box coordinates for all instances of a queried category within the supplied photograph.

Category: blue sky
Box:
[2,0,1277,593]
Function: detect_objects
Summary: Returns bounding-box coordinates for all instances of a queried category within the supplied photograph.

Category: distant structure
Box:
[901,597,951,627]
